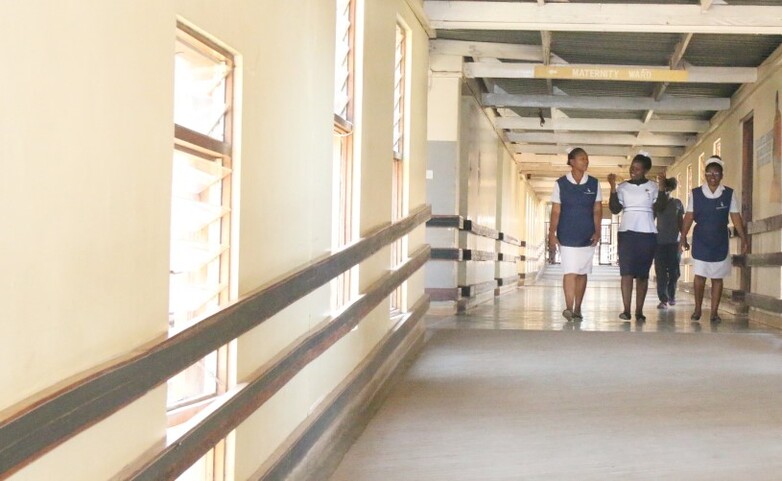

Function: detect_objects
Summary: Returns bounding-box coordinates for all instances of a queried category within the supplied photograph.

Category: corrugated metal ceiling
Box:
[431,0,782,180]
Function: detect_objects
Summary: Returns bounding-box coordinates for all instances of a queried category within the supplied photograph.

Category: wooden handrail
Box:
[128,246,431,480]
[426,215,522,246]
[0,205,431,479]
[732,252,782,267]
[747,214,782,235]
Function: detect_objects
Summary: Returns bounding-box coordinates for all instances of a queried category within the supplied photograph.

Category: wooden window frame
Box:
[332,0,358,311]
[390,22,409,314]
[169,23,235,481]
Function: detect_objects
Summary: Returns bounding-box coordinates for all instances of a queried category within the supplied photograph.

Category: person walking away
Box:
[608,153,666,322]
[654,176,684,309]
[548,147,602,322]
[680,156,749,323]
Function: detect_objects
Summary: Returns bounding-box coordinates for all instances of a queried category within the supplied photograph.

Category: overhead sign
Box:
[534,66,689,83]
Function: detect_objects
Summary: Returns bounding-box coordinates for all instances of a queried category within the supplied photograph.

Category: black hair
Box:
[631,153,652,171]
[705,162,724,175]
[664,177,677,192]
[705,155,723,174]
[567,147,588,166]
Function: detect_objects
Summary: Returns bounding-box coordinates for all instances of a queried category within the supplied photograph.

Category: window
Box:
[698,153,705,185]
[713,138,722,157]
[168,23,236,481]
[333,0,358,311]
[675,173,682,200]
[390,22,409,314]
[686,163,693,195]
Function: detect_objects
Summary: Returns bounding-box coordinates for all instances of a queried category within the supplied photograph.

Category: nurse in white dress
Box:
[680,156,749,323]
[548,147,603,322]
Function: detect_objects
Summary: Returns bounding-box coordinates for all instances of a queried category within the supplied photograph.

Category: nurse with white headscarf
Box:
[680,155,749,323]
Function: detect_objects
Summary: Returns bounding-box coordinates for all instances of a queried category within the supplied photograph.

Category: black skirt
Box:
[618,231,657,279]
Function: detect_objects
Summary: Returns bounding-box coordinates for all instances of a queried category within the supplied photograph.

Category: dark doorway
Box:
[741,115,754,295]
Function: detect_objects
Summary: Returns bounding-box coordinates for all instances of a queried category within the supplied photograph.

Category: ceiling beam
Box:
[484,93,731,111]
[514,153,675,167]
[519,166,666,181]
[463,62,756,83]
[511,144,684,157]
[508,132,694,146]
[495,117,709,133]
[430,39,546,62]
[403,0,436,38]
[424,2,782,34]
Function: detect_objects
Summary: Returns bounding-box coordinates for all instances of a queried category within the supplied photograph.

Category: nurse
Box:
[548,147,603,322]
[608,153,666,322]
[680,156,749,323]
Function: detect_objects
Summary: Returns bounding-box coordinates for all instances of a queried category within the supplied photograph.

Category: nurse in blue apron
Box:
[680,156,749,323]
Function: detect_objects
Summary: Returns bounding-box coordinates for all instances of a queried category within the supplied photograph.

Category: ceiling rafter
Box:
[508,131,695,147]
[424,2,782,34]
[425,1,782,199]
[430,39,567,63]
[495,117,709,134]
[483,93,731,111]
[463,62,756,84]
[641,32,694,157]
[510,144,684,157]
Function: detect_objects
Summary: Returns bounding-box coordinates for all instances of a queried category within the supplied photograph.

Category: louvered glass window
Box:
[333,0,358,311]
[392,24,406,161]
[390,23,408,313]
[168,26,234,413]
[334,0,353,121]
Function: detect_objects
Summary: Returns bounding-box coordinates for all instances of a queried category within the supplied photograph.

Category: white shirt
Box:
[616,180,658,233]
[686,184,740,213]
[550,173,603,204]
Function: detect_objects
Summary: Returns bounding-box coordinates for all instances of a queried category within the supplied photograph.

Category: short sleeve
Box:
[594,181,603,203]
[551,180,561,204]
[729,191,740,213]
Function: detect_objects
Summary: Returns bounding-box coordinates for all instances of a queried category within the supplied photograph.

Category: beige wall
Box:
[2,0,430,479]
[666,45,782,300]
[1,2,174,479]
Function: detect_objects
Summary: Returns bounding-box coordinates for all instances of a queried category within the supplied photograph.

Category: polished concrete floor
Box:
[429,265,767,334]
[329,266,782,480]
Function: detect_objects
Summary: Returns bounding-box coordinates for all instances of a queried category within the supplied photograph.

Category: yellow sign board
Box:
[534,66,689,83]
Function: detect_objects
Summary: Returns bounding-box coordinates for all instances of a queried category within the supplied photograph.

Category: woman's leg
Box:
[635,277,649,317]
[574,274,587,315]
[710,278,724,320]
[693,274,706,318]
[620,275,633,315]
[654,249,667,303]
[563,273,576,312]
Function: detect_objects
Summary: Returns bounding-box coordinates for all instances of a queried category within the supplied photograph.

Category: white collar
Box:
[566,172,589,185]
[700,184,725,199]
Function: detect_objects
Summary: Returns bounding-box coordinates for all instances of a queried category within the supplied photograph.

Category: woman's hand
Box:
[740,239,749,256]
[657,172,666,188]
[607,173,617,191]
[548,231,559,252]
[590,232,601,246]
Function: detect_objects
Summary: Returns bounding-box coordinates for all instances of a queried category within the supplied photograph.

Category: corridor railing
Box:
[0,205,432,480]
[426,215,524,310]
[732,213,782,313]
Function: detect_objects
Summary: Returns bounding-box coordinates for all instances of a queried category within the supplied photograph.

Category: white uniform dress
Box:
[551,173,603,274]
[686,184,739,279]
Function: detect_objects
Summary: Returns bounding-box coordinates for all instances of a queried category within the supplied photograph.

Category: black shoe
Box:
[691,312,701,321]
[710,315,722,324]
[635,313,646,322]
[618,312,631,320]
